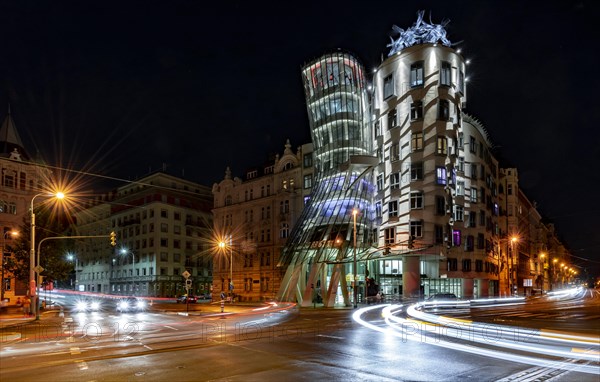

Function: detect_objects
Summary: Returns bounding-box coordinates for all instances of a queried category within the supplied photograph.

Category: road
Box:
[1,288,598,381]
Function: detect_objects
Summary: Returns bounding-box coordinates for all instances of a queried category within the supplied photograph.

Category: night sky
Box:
[1,1,599,277]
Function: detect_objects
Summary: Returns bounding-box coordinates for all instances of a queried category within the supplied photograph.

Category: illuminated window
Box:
[436,167,447,185]
[436,136,447,155]
[410,62,424,87]
[456,181,465,196]
[452,230,461,246]
[453,205,464,221]
[411,132,423,151]
[375,202,382,217]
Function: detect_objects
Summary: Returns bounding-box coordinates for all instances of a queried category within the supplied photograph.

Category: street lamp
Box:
[120,248,136,295]
[218,236,233,300]
[352,208,358,308]
[66,253,79,291]
[30,192,65,317]
[509,235,519,296]
[1,230,18,301]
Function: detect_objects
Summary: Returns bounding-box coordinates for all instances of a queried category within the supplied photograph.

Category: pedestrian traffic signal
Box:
[110,231,117,246]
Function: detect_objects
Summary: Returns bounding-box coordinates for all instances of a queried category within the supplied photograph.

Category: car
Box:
[427,293,458,301]
[73,298,102,312]
[116,297,146,312]
[176,295,198,304]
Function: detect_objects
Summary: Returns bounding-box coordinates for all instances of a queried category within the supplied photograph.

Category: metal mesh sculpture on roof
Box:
[387,10,452,56]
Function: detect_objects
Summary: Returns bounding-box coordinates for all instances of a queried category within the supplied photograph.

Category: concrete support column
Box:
[402,256,420,298]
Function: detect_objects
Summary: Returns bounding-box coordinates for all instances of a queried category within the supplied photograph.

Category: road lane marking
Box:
[164,325,178,331]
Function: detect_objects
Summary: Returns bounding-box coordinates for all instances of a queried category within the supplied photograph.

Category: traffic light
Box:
[110,231,117,246]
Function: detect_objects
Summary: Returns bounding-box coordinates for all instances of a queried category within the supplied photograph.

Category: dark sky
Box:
[1,1,599,276]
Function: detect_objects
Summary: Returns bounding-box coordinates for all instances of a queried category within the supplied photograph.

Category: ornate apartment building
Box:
[72,172,213,297]
[0,106,52,301]
[211,140,313,302]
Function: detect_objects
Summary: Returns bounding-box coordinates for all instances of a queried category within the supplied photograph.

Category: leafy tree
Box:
[7,208,75,286]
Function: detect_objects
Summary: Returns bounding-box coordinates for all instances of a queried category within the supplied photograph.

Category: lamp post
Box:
[509,236,518,296]
[218,236,233,300]
[120,248,136,295]
[352,208,358,308]
[1,230,18,301]
[30,192,65,317]
[66,253,79,291]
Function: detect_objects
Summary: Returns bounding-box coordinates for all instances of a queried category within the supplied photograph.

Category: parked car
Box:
[176,295,198,304]
[426,293,458,301]
[116,297,146,312]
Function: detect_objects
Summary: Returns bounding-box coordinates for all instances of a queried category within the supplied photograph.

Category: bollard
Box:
[220,300,225,313]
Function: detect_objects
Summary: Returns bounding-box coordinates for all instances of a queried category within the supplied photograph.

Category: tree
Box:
[6,208,74,286]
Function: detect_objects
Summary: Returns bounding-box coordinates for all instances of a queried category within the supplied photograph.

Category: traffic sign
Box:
[182,270,191,279]
[34,265,44,273]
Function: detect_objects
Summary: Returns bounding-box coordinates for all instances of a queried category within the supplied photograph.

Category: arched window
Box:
[280,223,289,239]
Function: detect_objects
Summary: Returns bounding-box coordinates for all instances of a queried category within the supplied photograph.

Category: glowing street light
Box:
[120,248,136,295]
[218,237,233,299]
[30,192,65,318]
[508,235,519,296]
[66,253,79,291]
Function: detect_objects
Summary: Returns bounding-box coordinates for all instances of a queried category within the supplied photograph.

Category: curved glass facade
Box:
[277,52,375,305]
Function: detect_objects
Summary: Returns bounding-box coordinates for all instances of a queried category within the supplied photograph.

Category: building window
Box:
[440,61,451,86]
[410,101,423,120]
[390,142,400,161]
[410,62,424,87]
[384,227,396,245]
[435,195,445,215]
[436,167,447,185]
[160,209,168,218]
[411,132,423,151]
[410,192,423,209]
[377,173,385,191]
[388,201,398,217]
[434,225,444,244]
[453,205,464,221]
[476,259,483,272]
[448,258,458,271]
[374,120,381,137]
[458,71,465,93]
[452,230,461,246]
[456,181,465,196]
[388,108,397,129]
[469,136,477,153]
[468,212,476,228]
[280,200,290,214]
[375,202,382,218]
[304,174,313,189]
[280,223,289,238]
[479,210,486,226]
[477,233,485,250]
[436,136,447,155]
[463,258,472,271]
[465,236,474,251]
[383,73,394,99]
[411,162,423,181]
[410,220,423,237]
[303,153,313,168]
[390,172,400,189]
[438,100,450,120]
